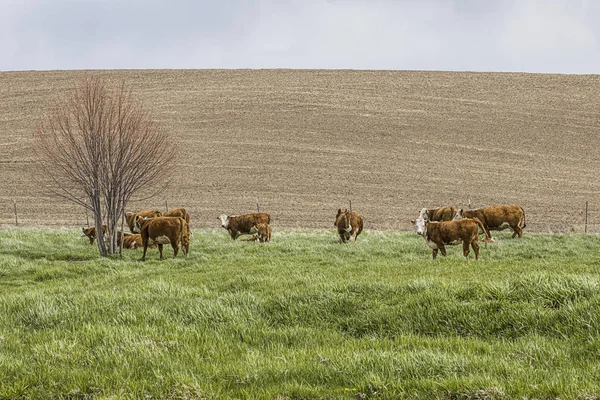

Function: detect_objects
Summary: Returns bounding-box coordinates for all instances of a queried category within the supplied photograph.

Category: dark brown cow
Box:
[139,216,190,261]
[255,223,272,243]
[453,205,526,238]
[125,209,162,233]
[420,206,458,222]
[412,215,493,260]
[218,212,271,240]
[334,209,364,243]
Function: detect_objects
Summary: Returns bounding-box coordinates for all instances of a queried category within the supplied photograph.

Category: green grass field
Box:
[0,228,599,399]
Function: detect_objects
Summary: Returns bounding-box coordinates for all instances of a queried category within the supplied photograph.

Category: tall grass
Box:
[0,227,599,399]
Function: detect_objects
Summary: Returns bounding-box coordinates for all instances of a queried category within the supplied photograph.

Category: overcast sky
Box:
[1,0,598,73]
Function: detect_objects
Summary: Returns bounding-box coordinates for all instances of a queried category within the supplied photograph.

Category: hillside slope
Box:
[1,69,599,231]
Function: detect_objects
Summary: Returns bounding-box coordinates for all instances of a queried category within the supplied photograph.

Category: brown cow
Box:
[218,212,271,240]
[419,206,458,222]
[164,208,190,225]
[139,216,190,261]
[82,226,145,249]
[255,223,272,242]
[125,209,162,233]
[412,214,493,260]
[334,209,364,243]
[453,205,526,238]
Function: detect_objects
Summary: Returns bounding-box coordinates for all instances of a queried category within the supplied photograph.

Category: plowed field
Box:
[1,70,599,231]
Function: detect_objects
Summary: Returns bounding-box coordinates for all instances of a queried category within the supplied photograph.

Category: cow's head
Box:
[453,208,464,220]
[82,227,96,245]
[133,215,152,232]
[335,209,352,233]
[125,212,136,232]
[411,210,429,236]
[218,214,229,229]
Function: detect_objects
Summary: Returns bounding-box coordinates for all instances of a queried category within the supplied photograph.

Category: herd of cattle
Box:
[81,204,526,261]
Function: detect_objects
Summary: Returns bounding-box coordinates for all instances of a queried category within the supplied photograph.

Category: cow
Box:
[419,206,458,222]
[334,209,364,243]
[82,226,145,249]
[453,205,526,238]
[255,223,272,242]
[411,213,493,260]
[139,216,190,261]
[164,208,190,225]
[218,212,271,240]
[125,209,162,233]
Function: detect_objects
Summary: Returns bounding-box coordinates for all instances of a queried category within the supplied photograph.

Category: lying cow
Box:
[125,209,162,233]
[218,212,271,240]
[412,213,493,260]
[334,209,364,243]
[82,226,145,249]
[453,205,526,238]
[255,223,272,242]
[139,216,190,261]
[418,206,458,222]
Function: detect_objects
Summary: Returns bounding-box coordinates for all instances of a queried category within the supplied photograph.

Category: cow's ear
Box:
[410,219,415,225]
[337,209,342,216]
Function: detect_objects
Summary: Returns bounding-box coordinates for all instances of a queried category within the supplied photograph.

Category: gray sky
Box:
[1,0,598,73]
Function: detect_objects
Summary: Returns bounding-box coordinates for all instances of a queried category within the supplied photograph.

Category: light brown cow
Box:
[412,214,493,260]
[125,209,162,233]
[453,205,526,238]
[164,208,190,225]
[82,226,145,249]
[421,206,458,222]
[255,223,272,242]
[81,225,106,245]
[218,212,271,240]
[139,216,190,261]
[334,209,364,243]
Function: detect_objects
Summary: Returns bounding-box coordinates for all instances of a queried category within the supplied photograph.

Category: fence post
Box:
[349,200,353,213]
[165,200,168,212]
[468,198,471,210]
[585,200,588,233]
[85,200,90,227]
[256,199,260,212]
[13,200,18,226]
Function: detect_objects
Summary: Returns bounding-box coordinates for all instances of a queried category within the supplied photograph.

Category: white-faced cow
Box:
[218,212,271,240]
[139,216,190,261]
[453,205,526,238]
[411,212,493,260]
[126,209,162,233]
[334,209,364,243]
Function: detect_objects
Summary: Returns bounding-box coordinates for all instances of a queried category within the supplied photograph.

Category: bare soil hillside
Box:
[1,70,599,232]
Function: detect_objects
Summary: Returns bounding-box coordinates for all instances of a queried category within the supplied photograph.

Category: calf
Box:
[255,223,272,242]
[453,205,526,238]
[139,216,190,261]
[412,214,492,260]
[125,209,162,233]
[218,212,271,240]
[334,209,364,243]
[82,225,106,245]
[82,226,144,250]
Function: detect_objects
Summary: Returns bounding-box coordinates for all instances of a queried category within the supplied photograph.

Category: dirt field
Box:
[0,69,599,232]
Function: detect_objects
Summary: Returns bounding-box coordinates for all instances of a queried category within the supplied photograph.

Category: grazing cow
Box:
[419,206,458,222]
[125,209,162,233]
[255,223,272,242]
[334,209,364,243]
[139,216,190,261]
[218,212,271,240]
[453,205,526,238]
[411,214,493,260]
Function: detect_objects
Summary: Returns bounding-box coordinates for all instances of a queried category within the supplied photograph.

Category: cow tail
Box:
[475,217,492,241]
[520,206,527,229]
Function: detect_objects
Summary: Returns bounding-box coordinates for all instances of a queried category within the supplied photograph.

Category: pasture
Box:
[1,227,599,399]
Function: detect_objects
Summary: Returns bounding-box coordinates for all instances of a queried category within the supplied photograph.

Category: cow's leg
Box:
[463,241,471,258]
[158,244,164,260]
[432,248,438,259]
[512,224,523,238]
[439,244,447,257]
[472,239,480,260]
[141,239,148,261]
[172,242,179,258]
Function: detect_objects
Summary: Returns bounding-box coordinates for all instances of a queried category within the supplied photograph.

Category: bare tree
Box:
[34,76,177,256]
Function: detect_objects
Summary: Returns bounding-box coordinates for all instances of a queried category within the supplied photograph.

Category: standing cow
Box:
[139,216,190,261]
[411,213,493,260]
[453,205,526,238]
[125,209,162,233]
[419,206,458,222]
[218,212,271,240]
[334,209,364,243]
